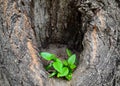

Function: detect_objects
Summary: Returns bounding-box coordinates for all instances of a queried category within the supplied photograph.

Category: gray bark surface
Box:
[0,0,120,86]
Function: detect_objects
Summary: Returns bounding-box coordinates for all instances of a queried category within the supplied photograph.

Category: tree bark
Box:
[0,0,120,86]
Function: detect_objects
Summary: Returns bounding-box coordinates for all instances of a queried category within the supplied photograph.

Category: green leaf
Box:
[63,60,68,66]
[53,61,63,73]
[51,54,58,61]
[65,73,72,80]
[57,67,69,77]
[70,64,76,70]
[68,54,76,65]
[49,72,57,78]
[45,63,53,70]
[40,52,56,61]
[55,58,62,62]
[66,48,72,57]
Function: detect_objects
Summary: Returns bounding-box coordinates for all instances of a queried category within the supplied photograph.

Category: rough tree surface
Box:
[0,0,120,86]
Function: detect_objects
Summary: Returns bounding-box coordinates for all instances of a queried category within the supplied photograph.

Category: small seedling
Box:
[40,48,76,80]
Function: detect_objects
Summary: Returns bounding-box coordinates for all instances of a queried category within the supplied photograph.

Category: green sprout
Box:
[40,48,76,80]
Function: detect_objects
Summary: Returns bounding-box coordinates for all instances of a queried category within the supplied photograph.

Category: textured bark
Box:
[0,0,120,86]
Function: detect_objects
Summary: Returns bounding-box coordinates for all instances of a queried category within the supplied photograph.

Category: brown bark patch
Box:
[27,41,43,86]
[3,0,8,15]
[27,41,39,68]
[97,10,106,29]
[91,25,97,64]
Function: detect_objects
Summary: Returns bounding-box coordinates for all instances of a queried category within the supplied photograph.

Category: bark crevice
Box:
[0,0,120,86]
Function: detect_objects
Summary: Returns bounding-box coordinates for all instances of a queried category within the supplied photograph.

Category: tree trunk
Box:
[0,0,120,86]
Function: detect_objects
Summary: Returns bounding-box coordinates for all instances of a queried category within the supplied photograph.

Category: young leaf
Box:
[53,61,63,73]
[66,48,72,57]
[55,58,62,62]
[65,73,72,80]
[69,68,73,74]
[70,64,76,70]
[45,63,53,70]
[51,54,58,61]
[63,60,68,66]
[40,52,56,61]
[57,67,69,77]
[68,54,76,65]
[49,72,57,78]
